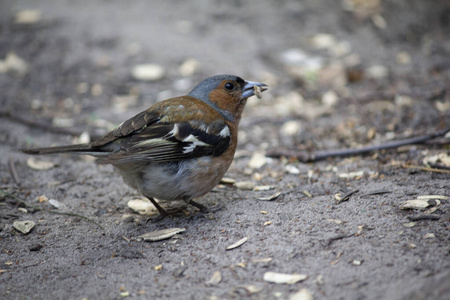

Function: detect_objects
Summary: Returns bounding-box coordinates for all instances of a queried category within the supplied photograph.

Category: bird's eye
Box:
[224,82,235,91]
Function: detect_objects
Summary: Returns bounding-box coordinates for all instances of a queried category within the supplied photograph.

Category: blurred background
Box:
[1,1,450,299]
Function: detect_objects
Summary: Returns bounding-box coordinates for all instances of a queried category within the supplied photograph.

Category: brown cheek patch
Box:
[208,89,239,112]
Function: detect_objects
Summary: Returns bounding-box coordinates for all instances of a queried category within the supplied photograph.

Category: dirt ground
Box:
[1,0,449,299]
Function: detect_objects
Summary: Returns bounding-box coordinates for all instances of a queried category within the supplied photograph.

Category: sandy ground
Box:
[1,0,449,299]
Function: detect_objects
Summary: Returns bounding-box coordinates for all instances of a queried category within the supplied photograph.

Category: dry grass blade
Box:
[226,236,248,250]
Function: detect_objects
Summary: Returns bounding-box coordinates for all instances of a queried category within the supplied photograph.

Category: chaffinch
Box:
[21,74,268,217]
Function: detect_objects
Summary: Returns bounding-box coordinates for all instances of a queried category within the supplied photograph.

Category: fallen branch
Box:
[267,126,450,162]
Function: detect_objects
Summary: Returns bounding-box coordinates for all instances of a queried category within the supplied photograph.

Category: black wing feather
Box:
[97,120,230,164]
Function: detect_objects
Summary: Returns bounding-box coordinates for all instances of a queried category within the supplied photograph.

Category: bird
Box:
[21,74,268,217]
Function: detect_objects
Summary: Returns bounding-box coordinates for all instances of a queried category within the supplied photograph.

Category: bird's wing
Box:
[91,109,161,147]
[97,120,231,164]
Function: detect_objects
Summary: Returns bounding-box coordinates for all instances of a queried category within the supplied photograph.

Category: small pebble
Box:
[178,58,200,77]
[286,165,301,175]
[15,10,42,25]
[234,181,256,190]
[248,152,267,169]
[132,64,165,81]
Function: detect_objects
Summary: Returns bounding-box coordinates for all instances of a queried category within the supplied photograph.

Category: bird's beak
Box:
[242,81,268,99]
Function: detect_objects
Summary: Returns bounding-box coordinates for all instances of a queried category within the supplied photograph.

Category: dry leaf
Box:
[338,171,364,179]
[127,199,157,215]
[326,219,343,224]
[232,285,263,295]
[234,182,256,190]
[289,288,313,300]
[137,228,185,242]
[252,257,273,263]
[27,157,55,170]
[253,185,274,191]
[48,199,67,209]
[0,52,29,75]
[416,195,447,200]
[423,233,435,239]
[423,153,450,167]
[263,272,308,284]
[13,220,35,234]
[205,271,222,286]
[303,190,312,198]
[257,192,281,201]
[226,237,248,250]
[400,199,440,210]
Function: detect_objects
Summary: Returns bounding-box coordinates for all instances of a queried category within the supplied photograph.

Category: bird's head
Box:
[188,74,268,122]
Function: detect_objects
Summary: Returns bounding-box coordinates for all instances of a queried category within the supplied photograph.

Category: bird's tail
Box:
[20,144,103,156]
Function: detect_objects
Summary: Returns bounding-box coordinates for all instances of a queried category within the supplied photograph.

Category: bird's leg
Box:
[146,197,184,221]
[188,199,223,213]
[187,199,209,212]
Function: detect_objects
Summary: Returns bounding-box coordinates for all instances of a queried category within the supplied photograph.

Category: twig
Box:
[0,110,102,140]
[8,157,20,185]
[48,211,105,230]
[327,233,355,246]
[336,189,359,204]
[267,126,450,162]
[408,214,440,221]
[361,190,392,197]
[0,189,105,230]
[402,164,450,174]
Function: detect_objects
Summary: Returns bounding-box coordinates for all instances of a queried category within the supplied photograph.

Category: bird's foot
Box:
[145,197,185,222]
[189,200,223,214]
